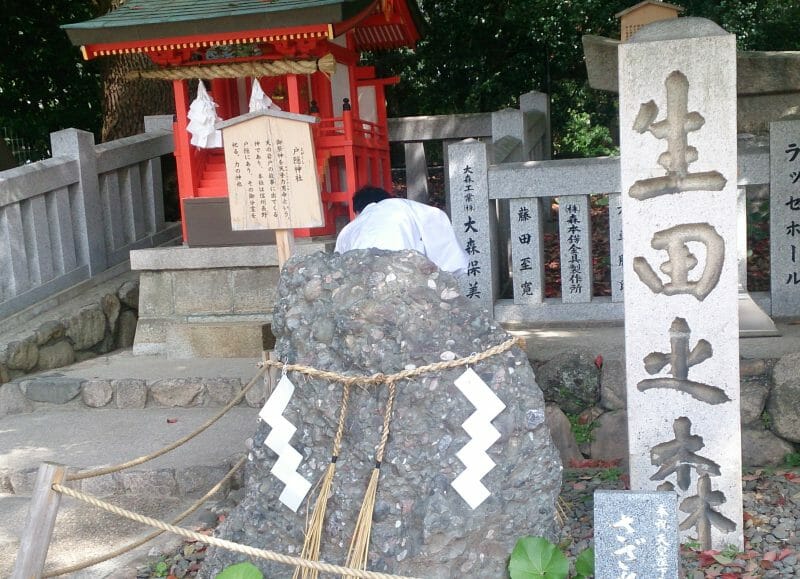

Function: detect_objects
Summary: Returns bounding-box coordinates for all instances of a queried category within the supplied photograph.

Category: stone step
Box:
[134,320,274,358]
[2,352,272,414]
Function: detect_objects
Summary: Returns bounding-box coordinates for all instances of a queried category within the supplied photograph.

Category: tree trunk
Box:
[99,53,174,142]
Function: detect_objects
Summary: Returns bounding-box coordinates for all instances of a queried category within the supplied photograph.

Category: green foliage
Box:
[217,561,264,579]
[1,1,104,160]
[683,539,702,551]
[6,1,800,163]
[598,467,622,482]
[509,536,594,579]
[557,109,617,159]
[760,410,773,430]
[784,452,800,467]
[574,547,595,578]
[712,544,744,565]
[509,536,569,578]
[369,0,800,160]
[152,559,169,577]
[748,199,770,241]
[567,414,596,444]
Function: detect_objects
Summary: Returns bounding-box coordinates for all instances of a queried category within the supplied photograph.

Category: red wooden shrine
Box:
[63,0,423,243]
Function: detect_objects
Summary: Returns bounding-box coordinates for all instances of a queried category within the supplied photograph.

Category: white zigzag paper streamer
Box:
[258,374,312,512]
[451,367,506,509]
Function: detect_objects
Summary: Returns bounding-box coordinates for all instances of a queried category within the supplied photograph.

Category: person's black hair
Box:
[353,186,391,213]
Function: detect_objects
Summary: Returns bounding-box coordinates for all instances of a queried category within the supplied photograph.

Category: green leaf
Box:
[713,553,735,565]
[574,547,595,577]
[217,562,264,579]
[508,536,569,579]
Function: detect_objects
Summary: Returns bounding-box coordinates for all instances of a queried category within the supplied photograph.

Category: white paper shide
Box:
[451,367,506,509]
[259,374,312,512]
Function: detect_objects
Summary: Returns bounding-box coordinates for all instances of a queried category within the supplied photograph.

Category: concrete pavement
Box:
[0,353,263,578]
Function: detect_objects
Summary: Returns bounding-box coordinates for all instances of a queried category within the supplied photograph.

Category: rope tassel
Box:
[346,381,398,576]
[294,384,352,579]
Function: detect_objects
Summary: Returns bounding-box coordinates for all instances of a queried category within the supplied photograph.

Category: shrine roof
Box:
[63,0,423,54]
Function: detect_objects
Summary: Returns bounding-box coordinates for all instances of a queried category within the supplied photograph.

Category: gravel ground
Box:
[137,468,800,578]
[559,467,800,579]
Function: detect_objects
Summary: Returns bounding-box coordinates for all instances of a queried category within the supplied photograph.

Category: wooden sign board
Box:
[217,110,323,231]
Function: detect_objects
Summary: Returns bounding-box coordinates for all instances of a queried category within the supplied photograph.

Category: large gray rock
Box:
[21,376,82,404]
[64,304,107,351]
[600,358,626,411]
[741,428,795,467]
[202,249,562,578]
[36,340,76,371]
[5,339,38,371]
[205,378,242,406]
[545,404,583,466]
[116,309,138,349]
[772,352,800,386]
[766,377,800,443]
[740,376,770,427]
[82,379,113,408]
[590,409,628,467]
[113,378,147,409]
[149,378,203,407]
[535,349,601,415]
[118,280,140,309]
[0,383,34,417]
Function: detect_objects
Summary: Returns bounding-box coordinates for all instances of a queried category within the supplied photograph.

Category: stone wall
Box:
[0,280,140,386]
[541,349,800,469]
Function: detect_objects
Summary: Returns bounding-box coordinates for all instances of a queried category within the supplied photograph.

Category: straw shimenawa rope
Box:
[65,364,267,482]
[265,336,523,388]
[43,456,247,577]
[345,379,398,577]
[50,485,420,579]
[127,53,336,81]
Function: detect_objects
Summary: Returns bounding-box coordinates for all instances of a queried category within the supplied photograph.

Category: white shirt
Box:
[334,198,469,275]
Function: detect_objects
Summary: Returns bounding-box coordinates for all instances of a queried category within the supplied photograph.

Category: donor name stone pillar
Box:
[620,18,742,550]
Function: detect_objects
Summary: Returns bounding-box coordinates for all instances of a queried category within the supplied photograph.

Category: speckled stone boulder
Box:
[202,249,562,578]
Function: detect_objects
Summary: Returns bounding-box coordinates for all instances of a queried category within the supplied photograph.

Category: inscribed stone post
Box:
[594,490,679,579]
[619,18,743,550]
[510,198,545,303]
[448,139,496,312]
[558,195,592,302]
[404,141,429,203]
[609,193,625,302]
[770,120,800,318]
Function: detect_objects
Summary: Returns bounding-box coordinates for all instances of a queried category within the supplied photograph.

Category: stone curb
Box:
[2,373,272,414]
[0,455,246,499]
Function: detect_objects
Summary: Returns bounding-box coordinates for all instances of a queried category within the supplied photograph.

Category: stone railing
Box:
[388,90,551,204]
[0,116,180,321]
[446,130,792,325]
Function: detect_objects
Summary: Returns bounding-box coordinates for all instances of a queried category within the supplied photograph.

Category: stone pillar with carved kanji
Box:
[620,17,743,551]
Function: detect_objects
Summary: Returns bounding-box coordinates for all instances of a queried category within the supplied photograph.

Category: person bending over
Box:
[334,186,469,275]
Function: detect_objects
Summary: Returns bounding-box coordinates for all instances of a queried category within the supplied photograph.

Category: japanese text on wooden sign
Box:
[220,111,323,231]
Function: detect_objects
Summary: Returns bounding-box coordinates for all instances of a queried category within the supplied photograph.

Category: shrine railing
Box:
[314,112,388,147]
[0,117,179,320]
